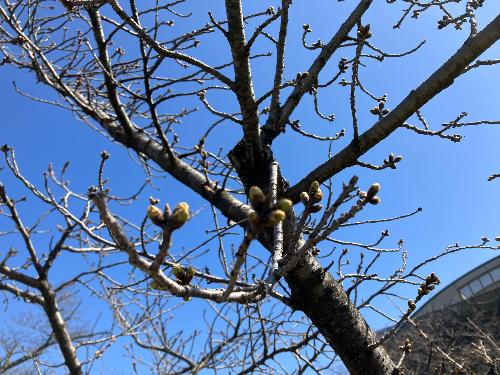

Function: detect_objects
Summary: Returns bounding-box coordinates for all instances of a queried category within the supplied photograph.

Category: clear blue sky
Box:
[1,1,499,373]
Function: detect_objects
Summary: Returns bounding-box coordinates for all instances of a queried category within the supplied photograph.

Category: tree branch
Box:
[286,14,500,202]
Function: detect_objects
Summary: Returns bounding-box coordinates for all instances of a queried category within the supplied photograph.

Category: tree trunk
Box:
[286,253,396,374]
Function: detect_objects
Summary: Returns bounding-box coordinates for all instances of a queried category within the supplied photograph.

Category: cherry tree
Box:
[0,0,499,373]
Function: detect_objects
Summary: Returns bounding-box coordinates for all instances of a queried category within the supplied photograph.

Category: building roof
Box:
[412,255,500,318]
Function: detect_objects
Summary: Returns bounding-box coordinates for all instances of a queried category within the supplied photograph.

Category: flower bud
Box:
[313,188,323,203]
[368,196,381,205]
[266,210,286,226]
[367,183,380,199]
[147,205,165,227]
[186,266,196,278]
[172,263,185,280]
[249,186,265,204]
[407,299,416,311]
[172,202,190,228]
[276,198,293,212]
[184,266,195,284]
[300,192,310,204]
[309,181,320,194]
[430,273,440,283]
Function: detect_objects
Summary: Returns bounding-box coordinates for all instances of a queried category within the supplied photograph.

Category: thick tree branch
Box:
[261,0,374,144]
[286,14,500,202]
[97,121,252,223]
[224,0,262,157]
[38,280,83,375]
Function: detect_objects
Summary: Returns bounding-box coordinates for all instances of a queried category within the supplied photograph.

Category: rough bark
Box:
[286,253,395,375]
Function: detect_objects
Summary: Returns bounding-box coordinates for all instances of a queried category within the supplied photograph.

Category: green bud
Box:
[249,186,265,204]
[147,205,165,227]
[276,198,293,212]
[185,266,195,284]
[172,263,185,280]
[407,299,416,310]
[313,188,323,203]
[300,192,310,204]
[172,202,190,228]
[266,210,286,226]
[309,181,320,194]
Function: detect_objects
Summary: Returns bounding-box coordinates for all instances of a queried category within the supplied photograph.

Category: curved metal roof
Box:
[413,255,500,318]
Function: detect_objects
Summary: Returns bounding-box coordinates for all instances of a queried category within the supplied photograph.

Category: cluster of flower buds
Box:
[339,78,349,87]
[407,299,417,312]
[266,6,275,15]
[147,197,190,230]
[247,186,292,227]
[417,272,440,297]
[359,183,381,205]
[196,90,207,100]
[370,100,390,117]
[357,24,372,39]
[480,236,500,245]
[469,0,485,9]
[100,150,110,160]
[383,153,403,169]
[312,40,323,49]
[399,338,412,353]
[302,24,312,33]
[437,15,451,30]
[437,13,469,30]
[338,57,349,73]
[194,137,205,152]
[299,180,323,213]
[295,72,309,85]
[150,264,195,300]
[172,263,196,286]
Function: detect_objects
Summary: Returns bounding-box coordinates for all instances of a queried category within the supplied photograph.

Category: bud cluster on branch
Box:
[247,185,292,228]
[147,198,190,230]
